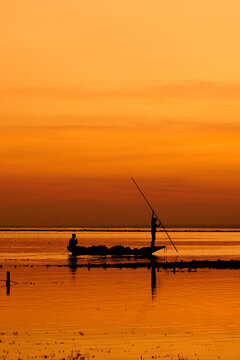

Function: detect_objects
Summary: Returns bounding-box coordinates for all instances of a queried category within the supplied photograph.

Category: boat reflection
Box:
[68,255,160,301]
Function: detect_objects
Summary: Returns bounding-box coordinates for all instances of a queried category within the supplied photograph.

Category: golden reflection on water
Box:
[1,230,240,265]
[1,229,240,359]
[1,265,240,359]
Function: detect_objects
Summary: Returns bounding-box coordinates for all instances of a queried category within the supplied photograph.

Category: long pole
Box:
[131,177,178,253]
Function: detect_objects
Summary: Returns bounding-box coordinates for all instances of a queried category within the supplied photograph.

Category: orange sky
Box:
[1,0,240,226]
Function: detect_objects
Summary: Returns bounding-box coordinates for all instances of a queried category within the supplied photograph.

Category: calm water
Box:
[1,228,240,359]
[1,227,240,263]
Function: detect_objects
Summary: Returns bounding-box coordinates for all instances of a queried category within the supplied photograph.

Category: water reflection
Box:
[68,255,78,275]
[151,261,156,300]
[1,265,240,360]
[68,255,161,300]
[68,255,160,301]
[6,283,10,295]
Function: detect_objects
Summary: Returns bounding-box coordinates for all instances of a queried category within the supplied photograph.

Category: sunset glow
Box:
[1,0,240,226]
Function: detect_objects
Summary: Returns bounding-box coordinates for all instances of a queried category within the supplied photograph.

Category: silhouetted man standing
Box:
[151,212,160,248]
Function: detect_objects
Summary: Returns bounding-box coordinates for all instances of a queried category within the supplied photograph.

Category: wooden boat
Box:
[67,245,165,257]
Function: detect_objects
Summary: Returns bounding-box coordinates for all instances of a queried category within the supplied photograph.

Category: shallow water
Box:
[1,229,240,359]
[1,228,240,263]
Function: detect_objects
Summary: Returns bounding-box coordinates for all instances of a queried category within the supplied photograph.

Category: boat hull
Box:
[67,245,165,257]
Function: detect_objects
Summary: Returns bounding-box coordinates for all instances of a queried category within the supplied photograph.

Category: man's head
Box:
[72,233,76,238]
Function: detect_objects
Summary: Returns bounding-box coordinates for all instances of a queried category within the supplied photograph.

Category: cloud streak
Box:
[1,81,240,100]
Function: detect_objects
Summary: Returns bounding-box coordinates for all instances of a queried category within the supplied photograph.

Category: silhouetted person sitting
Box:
[68,233,78,251]
[151,212,160,248]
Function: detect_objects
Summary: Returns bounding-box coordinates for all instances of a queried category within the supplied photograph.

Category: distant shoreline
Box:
[0,228,239,232]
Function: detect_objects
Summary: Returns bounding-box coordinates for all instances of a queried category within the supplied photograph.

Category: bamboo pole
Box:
[131,177,178,253]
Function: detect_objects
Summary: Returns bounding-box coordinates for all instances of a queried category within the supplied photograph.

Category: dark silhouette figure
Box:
[68,233,78,251]
[151,212,160,248]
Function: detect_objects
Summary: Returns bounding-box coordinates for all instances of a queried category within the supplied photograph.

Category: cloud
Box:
[1,81,240,100]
